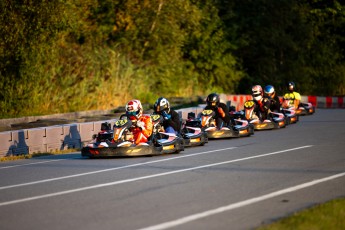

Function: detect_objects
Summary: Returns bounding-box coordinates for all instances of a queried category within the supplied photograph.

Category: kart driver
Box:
[264,85,281,112]
[204,93,232,129]
[251,85,271,121]
[153,97,181,134]
[125,99,153,145]
[283,81,301,109]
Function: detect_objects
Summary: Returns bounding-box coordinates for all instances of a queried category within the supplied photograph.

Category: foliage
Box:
[0,0,344,118]
[218,0,345,95]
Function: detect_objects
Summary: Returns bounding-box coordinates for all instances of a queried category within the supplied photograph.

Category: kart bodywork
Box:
[282,98,315,116]
[181,125,208,147]
[296,102,315,116]
[151,114,207,148]
[186,110,254,139]
[243,100,287,130]
[281,107,299,124]
[150,114,185,153]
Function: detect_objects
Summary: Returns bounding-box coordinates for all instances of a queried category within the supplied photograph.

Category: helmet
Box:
[154,97,170,114]
[252,85,263,101]
[206,93,220,107]
[287,81,295,92]
[125,99,143,120]
[264,85,275,98]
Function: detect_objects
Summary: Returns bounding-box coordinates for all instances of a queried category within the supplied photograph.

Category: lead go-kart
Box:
[282,98,315,116]
[186,109,254,139]
[237,100,287,130]
[81,116,185,158]
[150,114,208,147]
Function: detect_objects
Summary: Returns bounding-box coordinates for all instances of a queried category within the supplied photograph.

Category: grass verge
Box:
[0,149,80,162]
[257,197,345,230]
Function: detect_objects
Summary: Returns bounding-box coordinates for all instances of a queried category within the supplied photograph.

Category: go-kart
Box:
[186,110,254,139]
[243,100,286,130]
[81,116,183,158]
[282,98,315,116]
[81,119,161,158]
[280,106,299,124]
[150,114,207,148]
[298,102,315,115]
[181,123,208,147]
[150,114,185,153]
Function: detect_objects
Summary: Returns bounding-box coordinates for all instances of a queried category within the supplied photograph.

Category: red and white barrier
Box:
[221,94,345,110]
[221,94,252,111]
[302,96,345,109]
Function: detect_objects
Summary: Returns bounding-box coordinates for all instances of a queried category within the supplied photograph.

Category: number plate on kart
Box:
[115,119,128,127]
[190,138,201,143]
[244,100,255,109]
[163,145,175,150]
[202,110,213,115]
[151,114,161,121]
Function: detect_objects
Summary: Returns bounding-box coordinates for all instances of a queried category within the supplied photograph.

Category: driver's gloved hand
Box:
[136,120,146,130]
[161,111,171,120]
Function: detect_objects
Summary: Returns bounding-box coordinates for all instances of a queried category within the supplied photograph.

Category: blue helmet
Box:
[264,85,275,97]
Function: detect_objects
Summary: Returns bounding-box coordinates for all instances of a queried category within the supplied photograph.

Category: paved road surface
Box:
[0,109,344,230]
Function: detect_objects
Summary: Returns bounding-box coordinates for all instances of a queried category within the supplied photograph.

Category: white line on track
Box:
[0,145,312,206]
[0,147,237,190]
[138,172,345,230]
[0,159,67,169]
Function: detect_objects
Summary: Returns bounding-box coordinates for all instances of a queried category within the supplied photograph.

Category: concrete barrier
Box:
[0,119,117,157]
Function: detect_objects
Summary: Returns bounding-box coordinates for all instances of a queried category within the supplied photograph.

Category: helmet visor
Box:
[210,101,217,106]
[126,110,140,120]
[126,110,139,116]
[252,93,262,101]
[252,93,261,97]
[266,92,274,97]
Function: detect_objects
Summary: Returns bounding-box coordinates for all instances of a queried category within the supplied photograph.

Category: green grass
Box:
[0,148,80,162]
[257,198,345,230]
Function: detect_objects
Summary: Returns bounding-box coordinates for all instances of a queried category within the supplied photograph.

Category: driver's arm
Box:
[218,103,231,123]
[164,110,180,131]
[141,117,153,138]
[293,92,301,109]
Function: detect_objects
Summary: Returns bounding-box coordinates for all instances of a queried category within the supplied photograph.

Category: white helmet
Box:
[125,99,143,120]
[252,85,263,101]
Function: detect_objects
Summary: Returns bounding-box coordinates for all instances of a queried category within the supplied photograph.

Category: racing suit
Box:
[159,109,181,134]
[283,92,301,109]
[204,102,232,129]
[129,115,153,145]
[254,98,271,121]
[265,94,281,112]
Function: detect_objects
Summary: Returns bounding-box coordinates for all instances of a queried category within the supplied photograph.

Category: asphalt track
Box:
[0,109,344,230]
